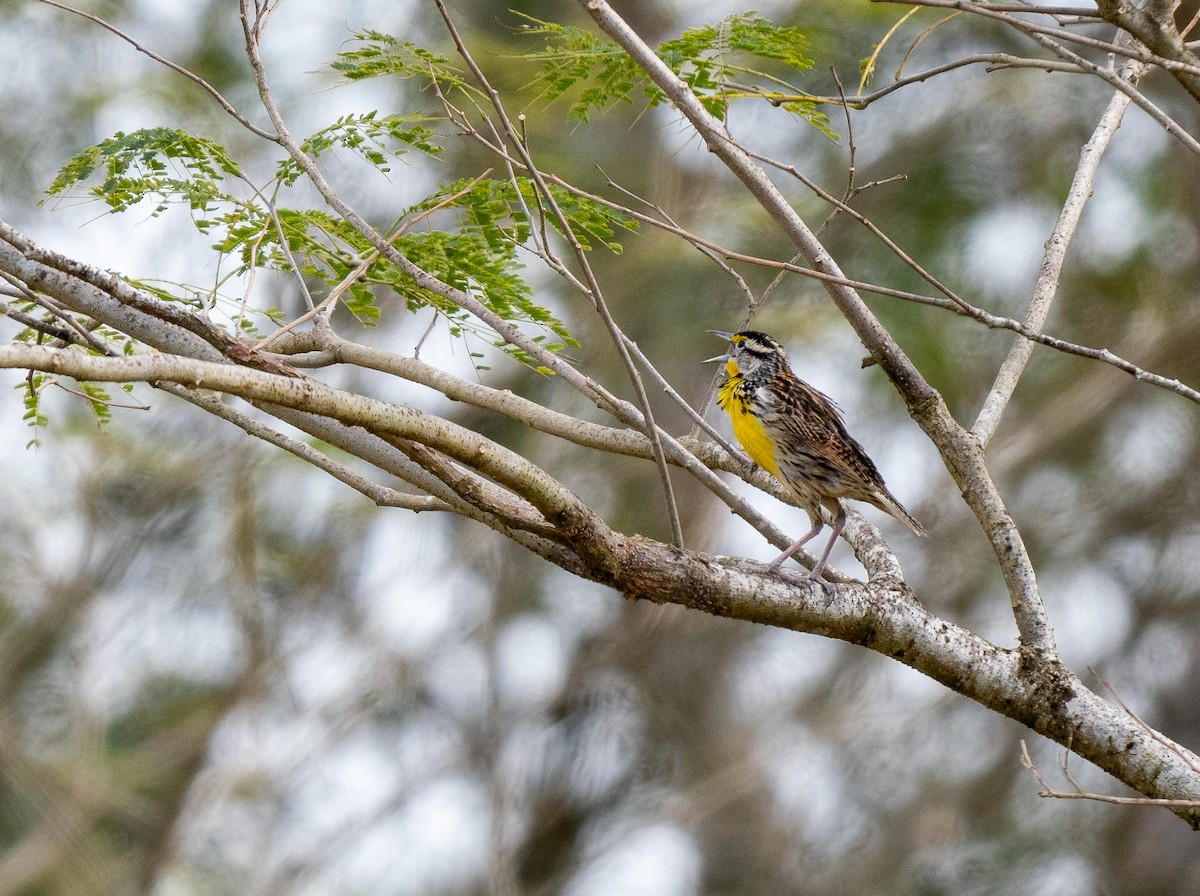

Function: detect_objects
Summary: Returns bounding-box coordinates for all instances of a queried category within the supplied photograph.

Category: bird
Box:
[706,330,926,592]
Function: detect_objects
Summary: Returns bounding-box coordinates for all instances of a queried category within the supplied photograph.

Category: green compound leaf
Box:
[78,382,114,425]
[20,374,48,445]
[212,173,626,352]
[518,13,833,137]
[326,30,471,95]
[44,127,242,220]
[277,112,443,186]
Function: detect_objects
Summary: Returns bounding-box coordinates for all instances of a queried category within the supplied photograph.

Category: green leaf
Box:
[277,112,443,186]
[79,382,114,425]
[517,16,650,122]
[19,375,48,439]
[517,12,832,135]
[326,30,470,95]
[44,127,241,219]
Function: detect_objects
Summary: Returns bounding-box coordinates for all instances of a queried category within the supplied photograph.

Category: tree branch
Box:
[158,382,449,513]
[973,53,1149,446]
[525,174,1200,408]
[1095,0,1200,101]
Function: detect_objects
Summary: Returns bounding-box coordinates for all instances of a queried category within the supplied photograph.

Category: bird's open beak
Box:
[704,330,734,363]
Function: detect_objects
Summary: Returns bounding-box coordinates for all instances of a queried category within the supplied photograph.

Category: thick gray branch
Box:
[1095,0,1200,102]
[1,336,1197,819]
[606,537,1200,824]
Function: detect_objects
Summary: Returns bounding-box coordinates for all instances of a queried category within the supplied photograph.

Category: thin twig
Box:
[35,0,277,140]
[413,309,439,358]
[1090,667,1200,776]
[833,67,858,204]
[1020,740,1200,809]
[761,55,1085,109]
[46,380,151,410]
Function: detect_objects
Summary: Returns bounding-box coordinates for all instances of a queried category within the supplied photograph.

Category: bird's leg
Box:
[805,505,846,600]
[769,506,846,600]
[768,520,823,568]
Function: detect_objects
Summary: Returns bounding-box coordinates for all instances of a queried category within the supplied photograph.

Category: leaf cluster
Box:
[35,12,825,379]
[41,119,637,352]
[517,12,834,136]
[16,366,129,443]
[43,128,242,217]
[277,112,442,185]
[326,30,472,96]
[19,373,47,447]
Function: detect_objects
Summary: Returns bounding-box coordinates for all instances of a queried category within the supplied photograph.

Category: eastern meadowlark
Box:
[707,330,926,591]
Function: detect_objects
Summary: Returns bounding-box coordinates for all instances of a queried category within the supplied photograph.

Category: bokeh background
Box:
[2,0,1200,893]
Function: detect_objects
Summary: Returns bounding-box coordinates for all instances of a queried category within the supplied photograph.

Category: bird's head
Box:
[705,330,787,379]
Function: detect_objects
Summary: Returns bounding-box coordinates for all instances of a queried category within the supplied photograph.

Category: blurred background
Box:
[2,0,1200,893]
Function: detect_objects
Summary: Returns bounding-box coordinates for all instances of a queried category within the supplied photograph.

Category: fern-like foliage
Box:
[8,303,138,435]
[20,374,47,447]
[38,22,671,374]
[214,175,617,349]
[41,126,605,351]
[44,128,242,218]
[77,382,114,425]
[517,13,834,137]
[277,112,442,185]
[326,30,472,95]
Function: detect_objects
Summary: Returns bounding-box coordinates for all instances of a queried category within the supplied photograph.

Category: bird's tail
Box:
[873,490,927,538]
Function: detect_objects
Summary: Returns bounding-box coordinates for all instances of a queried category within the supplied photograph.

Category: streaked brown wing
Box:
[761,373,891,503]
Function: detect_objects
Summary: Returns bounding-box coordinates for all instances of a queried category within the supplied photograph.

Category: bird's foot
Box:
[809,571,836,606]
[770,560,836,604]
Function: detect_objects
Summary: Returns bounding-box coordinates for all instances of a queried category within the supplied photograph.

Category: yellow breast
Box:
[716,363,778,476]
